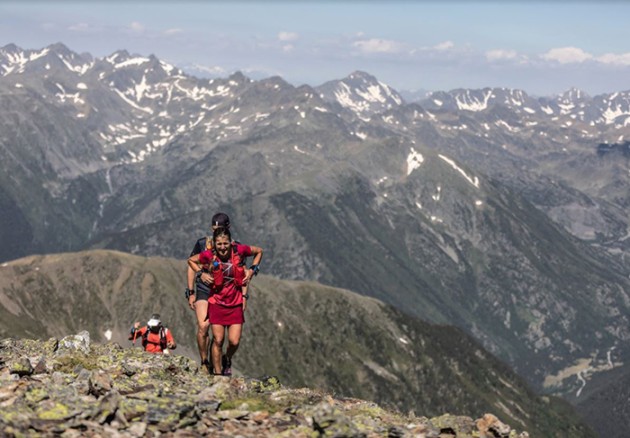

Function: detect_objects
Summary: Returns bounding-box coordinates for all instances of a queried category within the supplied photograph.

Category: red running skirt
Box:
[208,302,244,325]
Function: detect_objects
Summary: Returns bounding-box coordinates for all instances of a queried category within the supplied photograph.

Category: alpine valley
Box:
[1,43,629,436]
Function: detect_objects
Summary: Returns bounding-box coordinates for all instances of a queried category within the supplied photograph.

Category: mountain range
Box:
[1,42,629,435]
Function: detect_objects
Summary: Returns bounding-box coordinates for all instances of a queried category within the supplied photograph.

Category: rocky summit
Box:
[0,332,531,438]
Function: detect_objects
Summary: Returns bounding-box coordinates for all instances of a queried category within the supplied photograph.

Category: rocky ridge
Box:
[0,332,531,438]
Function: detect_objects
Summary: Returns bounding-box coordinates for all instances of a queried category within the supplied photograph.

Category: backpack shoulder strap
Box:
[141,327,166,350]
[231,243,243,265]
[141,328,149,348]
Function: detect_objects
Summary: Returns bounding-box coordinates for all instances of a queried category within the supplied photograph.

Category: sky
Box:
[1,1,630,97]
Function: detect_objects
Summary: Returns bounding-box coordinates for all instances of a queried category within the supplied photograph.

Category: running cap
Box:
[211,212,230,228]
[147,314,161,328]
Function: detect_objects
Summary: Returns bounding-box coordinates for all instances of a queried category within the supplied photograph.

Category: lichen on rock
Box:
[0,333,530,437]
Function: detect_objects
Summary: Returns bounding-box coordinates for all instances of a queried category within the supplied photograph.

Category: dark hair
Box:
[212,226,232,244]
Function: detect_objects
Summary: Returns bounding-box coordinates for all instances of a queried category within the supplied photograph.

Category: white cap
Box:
[147,318,161,328]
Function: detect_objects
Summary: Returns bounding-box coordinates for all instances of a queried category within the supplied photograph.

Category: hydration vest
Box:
[210,243,245,291]
[142,326,168,351]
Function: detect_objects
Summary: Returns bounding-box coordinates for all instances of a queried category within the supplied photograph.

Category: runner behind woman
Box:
[188,226,262,376]
[128,313,176,354]
[186,212,232,372]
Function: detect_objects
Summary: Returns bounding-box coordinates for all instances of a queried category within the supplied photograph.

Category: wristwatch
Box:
[249,265,260,276]
[243,294,250,299]
[185,288,194,299]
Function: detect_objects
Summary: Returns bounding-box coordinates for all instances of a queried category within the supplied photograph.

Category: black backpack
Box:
[142,326,167,351]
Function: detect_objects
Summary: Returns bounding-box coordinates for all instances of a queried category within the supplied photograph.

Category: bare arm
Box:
[187,253,201,272]
[166,329,176,349]
[243,246,263,285]
[187,253,213,287]
[249,245,263,267]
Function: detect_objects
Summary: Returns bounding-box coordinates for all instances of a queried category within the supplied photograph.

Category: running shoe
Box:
[221,355,232,376]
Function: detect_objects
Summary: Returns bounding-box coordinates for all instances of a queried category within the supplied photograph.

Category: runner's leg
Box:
[194,299,210,364]
[226,323,242,360]
[210,324,226,375]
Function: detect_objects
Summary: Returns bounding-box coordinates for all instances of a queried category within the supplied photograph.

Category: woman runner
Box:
[188,226,263,375]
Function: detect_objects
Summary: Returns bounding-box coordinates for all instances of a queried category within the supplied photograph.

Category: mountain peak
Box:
[228,70,251,84]
[46,41,73,54]
[0,43,20,53]
[347,70,377,81]
[560,87,589,101]
[105,49,131,64]
[316,71,403,119]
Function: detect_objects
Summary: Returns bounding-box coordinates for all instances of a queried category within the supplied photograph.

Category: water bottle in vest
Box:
[212,260,224,288]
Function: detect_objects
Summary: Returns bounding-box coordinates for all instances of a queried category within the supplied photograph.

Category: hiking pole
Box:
[131,322,140,346]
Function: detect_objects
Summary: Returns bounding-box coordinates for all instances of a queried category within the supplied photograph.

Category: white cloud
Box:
[278,31,298,42]
[486,49,517,61]
[129,21,145,33]
[282,44,294,53]
[68,23,91,32]
[409,40,461,55]
[596,52,630,66]
[434,41,454,51]
[164,28,183,36]
[541,47,592,64]
[353,38,403,54]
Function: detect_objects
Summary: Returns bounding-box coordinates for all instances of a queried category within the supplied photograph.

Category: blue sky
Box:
[1,1,629,96]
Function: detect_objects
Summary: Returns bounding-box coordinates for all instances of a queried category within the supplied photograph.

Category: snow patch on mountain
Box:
[406,147,424,175]
[602,106,630,125]
[334,83,368,114]
[495,120,520,133]
[113,89,154,114]
[356,82,401,106]
[160,60,176,74]
[114,57,150,69]
[1,47,50,75]
[439,154,480,188]
[541,106,554,115]
[60,57,92,75]
[456,90,492,111]
[432,186,442,201]
[294,145,309,154]
[55,83,84,105]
